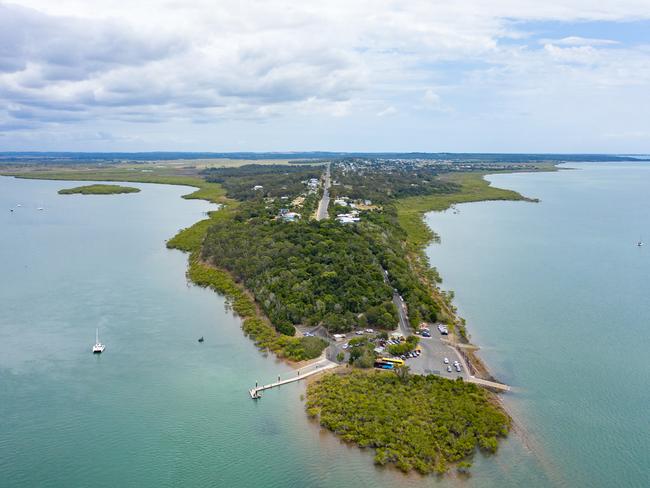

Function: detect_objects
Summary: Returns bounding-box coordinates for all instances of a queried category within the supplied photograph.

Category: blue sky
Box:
[1,1,649,153]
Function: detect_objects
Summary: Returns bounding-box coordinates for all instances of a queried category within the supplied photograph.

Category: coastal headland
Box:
[0,155,556,475]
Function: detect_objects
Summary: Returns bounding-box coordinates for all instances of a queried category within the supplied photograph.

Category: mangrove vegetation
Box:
[306,370,510,475]
[58,184,141,195]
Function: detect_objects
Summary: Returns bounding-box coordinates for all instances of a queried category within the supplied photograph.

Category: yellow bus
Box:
[381,357,404,366]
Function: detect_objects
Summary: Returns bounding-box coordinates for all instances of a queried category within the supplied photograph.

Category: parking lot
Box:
[408,335,469,380]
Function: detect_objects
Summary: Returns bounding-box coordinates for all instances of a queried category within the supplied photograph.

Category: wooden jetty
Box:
[249,360,337,400]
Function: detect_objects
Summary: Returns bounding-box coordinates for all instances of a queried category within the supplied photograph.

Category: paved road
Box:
[315,163,330,221]
[392,291,411,337]
[381,267,411,337]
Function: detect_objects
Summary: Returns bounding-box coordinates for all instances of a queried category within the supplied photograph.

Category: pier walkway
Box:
[249,358,337,399]
[467,376,511,392]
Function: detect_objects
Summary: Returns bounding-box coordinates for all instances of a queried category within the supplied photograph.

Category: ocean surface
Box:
[0,165,647,487]
[424,163,650,488]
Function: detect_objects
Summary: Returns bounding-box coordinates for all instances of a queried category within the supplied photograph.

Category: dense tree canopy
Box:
[331,159,459,203]
[199,161,447,335]
[202,209,399,333]
[307,371,510,474]
[202,164,323,201]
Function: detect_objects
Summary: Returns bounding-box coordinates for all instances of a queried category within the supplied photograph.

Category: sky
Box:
[1,0,649,153]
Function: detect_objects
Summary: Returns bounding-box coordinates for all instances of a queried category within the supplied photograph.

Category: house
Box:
[336,213,360,224]
[282,211,301,222]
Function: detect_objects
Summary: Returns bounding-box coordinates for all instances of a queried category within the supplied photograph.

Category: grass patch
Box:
[307,369,510,475]
[58,184,140,195]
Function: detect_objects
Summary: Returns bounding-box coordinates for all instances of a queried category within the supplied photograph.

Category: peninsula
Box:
[1,155,550,475]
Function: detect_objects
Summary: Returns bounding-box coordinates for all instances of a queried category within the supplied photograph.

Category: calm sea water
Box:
[424,163,650,488]
[0,176,540,488]
[2,165,644,488]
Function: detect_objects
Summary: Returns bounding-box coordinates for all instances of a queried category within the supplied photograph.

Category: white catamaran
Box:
[92,328,106,354]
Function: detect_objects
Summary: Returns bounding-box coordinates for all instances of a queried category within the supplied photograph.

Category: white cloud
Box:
[377,106,397,117]
[423,89,441,107]
[0,0,649,151]
[541,36,620,46]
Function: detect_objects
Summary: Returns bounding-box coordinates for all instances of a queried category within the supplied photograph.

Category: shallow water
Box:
[424,163,650,488]
[0,172,600,487]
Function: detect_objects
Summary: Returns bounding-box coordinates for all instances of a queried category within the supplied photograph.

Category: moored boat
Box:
[92,328,105,354]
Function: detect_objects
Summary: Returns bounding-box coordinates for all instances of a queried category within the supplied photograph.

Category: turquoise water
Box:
[2,176,540,488]
[2,165,646,487]
[424,163,650,488]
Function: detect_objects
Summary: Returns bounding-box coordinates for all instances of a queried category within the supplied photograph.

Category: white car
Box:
[365,328,374,333]
[443,357,449,364]
[355,331,364,335]
[342,343,349,349]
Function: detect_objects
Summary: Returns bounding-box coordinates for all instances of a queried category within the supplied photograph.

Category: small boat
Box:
[637,238,644,247]
[37,207,44,211]
[198,336,204,343]
[92,328,106,354]
[10,209,13,212]
[16,204,21,207]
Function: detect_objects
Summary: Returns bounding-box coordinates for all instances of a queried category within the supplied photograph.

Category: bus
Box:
[381,357,405,366]
[374,361,394,370]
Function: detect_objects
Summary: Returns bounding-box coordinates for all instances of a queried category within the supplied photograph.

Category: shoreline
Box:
[2,165,545,476]
[1,167,542,383]
[395,170,548,388]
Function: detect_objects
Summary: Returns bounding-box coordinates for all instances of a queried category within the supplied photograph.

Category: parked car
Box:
[447,366,452,373]
[443,357,449,364]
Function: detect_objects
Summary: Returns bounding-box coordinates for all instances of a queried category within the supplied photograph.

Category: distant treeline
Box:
[1,152,647,163]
